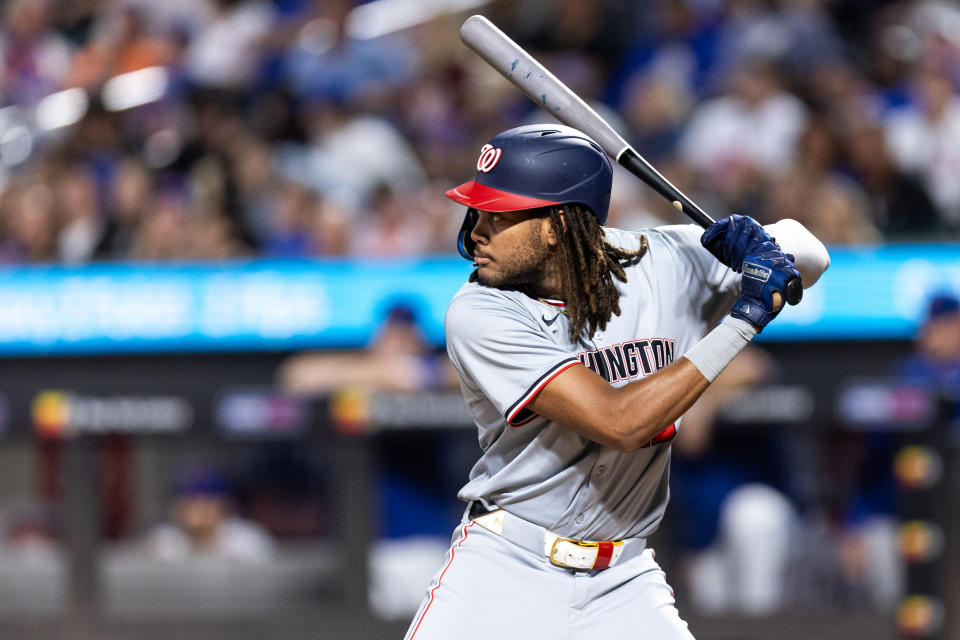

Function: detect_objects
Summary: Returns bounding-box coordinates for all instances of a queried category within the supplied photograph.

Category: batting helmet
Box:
[446,124,613,260]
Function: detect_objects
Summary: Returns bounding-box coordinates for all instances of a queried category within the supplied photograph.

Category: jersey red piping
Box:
[506,360,581,426]
[408,521,475,639]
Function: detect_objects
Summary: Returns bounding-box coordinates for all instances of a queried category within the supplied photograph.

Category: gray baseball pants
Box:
[404,518,695,640]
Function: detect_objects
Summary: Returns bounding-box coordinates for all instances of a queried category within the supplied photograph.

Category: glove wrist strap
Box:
[682,316,757,382]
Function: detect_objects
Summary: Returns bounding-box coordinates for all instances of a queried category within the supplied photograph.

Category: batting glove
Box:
[701,214,777,273]
[731,244,802,331]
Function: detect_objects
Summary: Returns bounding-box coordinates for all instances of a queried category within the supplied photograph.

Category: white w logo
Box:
[476,144,502,173]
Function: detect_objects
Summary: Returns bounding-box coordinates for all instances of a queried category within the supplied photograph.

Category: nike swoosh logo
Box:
[543,314,558,326]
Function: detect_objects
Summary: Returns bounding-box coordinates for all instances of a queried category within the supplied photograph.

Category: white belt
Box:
[470,507,644,571]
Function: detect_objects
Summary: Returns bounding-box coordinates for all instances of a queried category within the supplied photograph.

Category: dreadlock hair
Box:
[547,204,647,339]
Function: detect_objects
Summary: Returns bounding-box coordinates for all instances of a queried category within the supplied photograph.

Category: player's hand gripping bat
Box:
[459,14,802,307]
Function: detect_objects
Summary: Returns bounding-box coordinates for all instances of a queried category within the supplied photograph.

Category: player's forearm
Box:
[530,316,756,452]
[602,358,711,451]
[604,318,758,450]
[528,353,712,452]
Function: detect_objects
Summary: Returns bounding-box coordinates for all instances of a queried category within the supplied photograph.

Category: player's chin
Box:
[474,266,505,288]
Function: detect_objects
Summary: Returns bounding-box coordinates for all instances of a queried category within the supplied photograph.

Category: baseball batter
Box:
[405,125,829,639]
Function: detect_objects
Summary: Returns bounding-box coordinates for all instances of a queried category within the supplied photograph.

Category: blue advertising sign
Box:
[761,243,958,341]
[0,244,949,355]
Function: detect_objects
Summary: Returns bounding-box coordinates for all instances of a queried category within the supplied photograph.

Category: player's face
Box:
[469,209,557,290]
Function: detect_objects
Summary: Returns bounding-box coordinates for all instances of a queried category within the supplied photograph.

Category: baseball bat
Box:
[459,14,802,307]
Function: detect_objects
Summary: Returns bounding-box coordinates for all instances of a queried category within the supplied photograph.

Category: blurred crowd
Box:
[0,0,957,265]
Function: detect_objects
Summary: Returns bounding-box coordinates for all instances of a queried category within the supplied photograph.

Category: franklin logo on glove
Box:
[742,263,771,282]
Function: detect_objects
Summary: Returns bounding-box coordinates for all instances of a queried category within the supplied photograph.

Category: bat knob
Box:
[785,277,803,306]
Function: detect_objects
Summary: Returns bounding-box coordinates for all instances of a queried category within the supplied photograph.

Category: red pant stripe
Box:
[408,522,474,639]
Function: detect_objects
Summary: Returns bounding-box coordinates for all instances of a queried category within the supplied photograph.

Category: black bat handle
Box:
[617,149,802,306]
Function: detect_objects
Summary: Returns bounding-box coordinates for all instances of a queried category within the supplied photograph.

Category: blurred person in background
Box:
[281,0,418,105]
[55,162,104,264]
[885,58,960,230]
[898,293,960,394]
[763,114,883,244]
[227,132,281,248]
[146,465,274,564]
[790,176,882,246]
[260,179,315,257]
[813,293,960,611]
[95,155,153,259]
[845,122,939,239]
[0,179,58,263]
[671,346,796,615]
[350,185,432,257]
[678,59,808,216]
[609,0,718,106]
[306,196,352,255]
[279,301,460,618]
[279,301,456,395]
[129,190,190,260]
[709,0,843,90]
[618,70,695,166]
[64,2,175,91]
[0,0,71,106]
[182,0,276,91]
[281,96,428,213]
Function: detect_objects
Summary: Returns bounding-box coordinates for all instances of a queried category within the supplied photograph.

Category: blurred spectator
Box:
[146,465,275,563]
[886,60,960,229]
[55,163,103,264]
[898,293,960,394]
[281,0,418,104]
[800,177,883,245]
[710,0,843,88]
[678,59,808,212]
[350,185,431,256]
[0,179,58,263]
[813,293,960,611]
[227,132,280,246]
[846,122,939,238]
[0,0,953,271]
[95,156,153,259]
[64,3,175,91]
[280,99,427,211]
[261,180,315,257]
[182,0,276,90]
[619,72,694,165]
[129,191,189,260]
[278,301,461,619]
[610,0,718,104]
[306,196,352,255]
[0,0,71,106]
[279,301,456,394]
[671,346,796,615]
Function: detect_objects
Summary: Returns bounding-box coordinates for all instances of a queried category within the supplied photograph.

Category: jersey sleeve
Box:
[651,225,741,324]
[445,290,580,426]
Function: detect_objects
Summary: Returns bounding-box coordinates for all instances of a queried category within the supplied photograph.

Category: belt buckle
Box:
[549,537,600,570]
[549,536,623,571]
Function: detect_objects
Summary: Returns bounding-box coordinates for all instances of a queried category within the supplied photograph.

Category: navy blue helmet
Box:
[446,124,613,260]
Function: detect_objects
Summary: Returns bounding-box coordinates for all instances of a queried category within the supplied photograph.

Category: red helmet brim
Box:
[445,180,560,212]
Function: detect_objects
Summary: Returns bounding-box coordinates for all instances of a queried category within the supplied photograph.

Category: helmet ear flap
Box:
[457,208,479,260]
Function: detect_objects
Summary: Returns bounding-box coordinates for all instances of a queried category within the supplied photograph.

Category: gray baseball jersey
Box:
[444,224,739,542]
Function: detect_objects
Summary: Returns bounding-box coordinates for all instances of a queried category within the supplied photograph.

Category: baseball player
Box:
[405,124,830,639]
